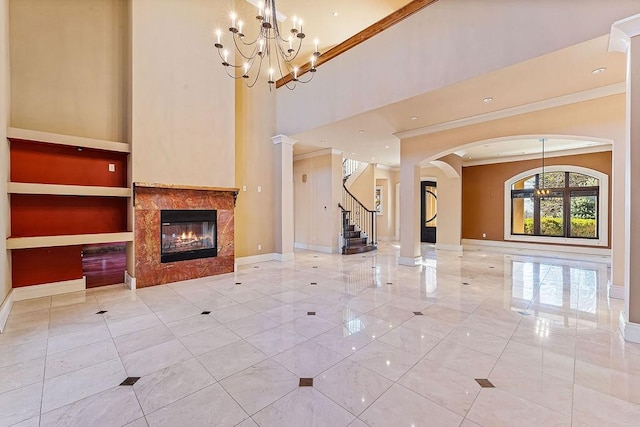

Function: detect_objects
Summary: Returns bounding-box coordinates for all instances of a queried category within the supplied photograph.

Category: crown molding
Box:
[462,144,612,167]
[293,147,341,161]
[394,82,625,140]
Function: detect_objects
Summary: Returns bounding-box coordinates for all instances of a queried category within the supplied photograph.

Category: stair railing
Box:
[342,158,362,182]
[339,184,377,247]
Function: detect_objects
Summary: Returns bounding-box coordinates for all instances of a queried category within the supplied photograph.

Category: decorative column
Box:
[610,14,640,342]
[272,135,297,261]
[399,162,422,266]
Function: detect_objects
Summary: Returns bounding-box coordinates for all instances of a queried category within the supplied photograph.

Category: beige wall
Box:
[131,0,234,188]
[235,80,276,257]
[294,153,342,251]
[1,0,11,308]
[9,0,129,142]
[348,163,375,211]
[375,167,399,239]
[420,166,462,248]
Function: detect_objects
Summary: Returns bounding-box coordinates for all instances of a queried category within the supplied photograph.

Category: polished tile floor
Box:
[1,243,639,426]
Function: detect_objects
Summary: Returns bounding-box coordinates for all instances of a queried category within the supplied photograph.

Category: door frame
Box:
[420,177,437,243]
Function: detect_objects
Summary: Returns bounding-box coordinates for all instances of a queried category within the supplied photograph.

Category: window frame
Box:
[503,165,608,247]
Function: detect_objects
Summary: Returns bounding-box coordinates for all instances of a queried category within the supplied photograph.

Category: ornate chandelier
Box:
[214,0,320,89]
[535,138,550,197]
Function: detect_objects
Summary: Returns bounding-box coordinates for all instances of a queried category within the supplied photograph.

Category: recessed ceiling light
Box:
[358,130,365,134]
[385,145,390,149]
[371,157,375,160]
[332,11,338,16]
[592,67,607,75]
[351,152,355,155]
[320,139,325,143]
[410,116,418,120]
[483,97,493,103]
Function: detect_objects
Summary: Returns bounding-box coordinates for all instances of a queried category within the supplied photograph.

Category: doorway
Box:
[421,181,437,243]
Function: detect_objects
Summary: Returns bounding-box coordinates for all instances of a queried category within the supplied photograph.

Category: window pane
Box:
[569,172,598,187]
[540,171,565,189]
[512,193,534,234]
[570,194,597,238]
[513,175,536,190]
[540,196,563,236]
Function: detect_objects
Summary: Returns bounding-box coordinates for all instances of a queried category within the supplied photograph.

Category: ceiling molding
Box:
[275,0,439,88]
[394,82,626,140]
[462,144,612,167]
[375,164,399,171]
[293,147,341,161]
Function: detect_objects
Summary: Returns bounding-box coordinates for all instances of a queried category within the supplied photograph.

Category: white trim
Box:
[619,311,640,343]
[234,253,278,266]
[7,127,130,153]
[435,243,463,252]
[7,182,132,197]
[462,239,610,262]
[294,242,334,253]
[462,145,612,167]
[0,290,14,333]
[12,277,86,302]
[609,284,625,300]
[293,147,342,161]
[394,83,625,140]
[420,176,437,182]
[7,232,134,250]
[271,135,298,146]
[398,256,422,266]
[124,271,136,290]
[610,14,640,54]
[275,252,295,262]
[375,164,399,172]
[503,165,609,248]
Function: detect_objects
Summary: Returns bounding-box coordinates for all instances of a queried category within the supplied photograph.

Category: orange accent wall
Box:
[12,246,83,287]
[10,194,128,237]
[461,151,612,247]
[9,138,128,187]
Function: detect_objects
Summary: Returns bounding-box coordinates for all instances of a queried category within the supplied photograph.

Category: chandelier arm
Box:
[232,34,261,61]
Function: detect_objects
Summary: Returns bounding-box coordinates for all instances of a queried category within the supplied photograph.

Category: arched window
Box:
[504,166,608,247]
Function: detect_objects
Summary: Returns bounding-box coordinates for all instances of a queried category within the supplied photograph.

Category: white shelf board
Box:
[7,232,134,250]
[7,127,130,153]
[8,182,132,197]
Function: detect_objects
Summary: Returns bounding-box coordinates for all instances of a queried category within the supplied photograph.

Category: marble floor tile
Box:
[179,324,241,355]
[153,303,201,324]
[124,418,149,427]
[164,314,221,338]
[467,387,571,427]
[398,358,480,416]
[272,340,344,377]
[378,324,441,356]
[245,324,308,356]
[226,313,280,338]
[315,359,393,416]
[41,358,127,412]
[445,325,510,358]
[210,304,256,324]
[45,339,119,379]
[145,384,247,427]
[253,388,355,427]
[401,314,457,339]
[133,358,215,414]
[312,326,377,357]
[121,339,192,377]
[40,386,143,427]
[426,340,498,378]
[107,313,163,338]
[46,324,112,355]
[113,325,176,356]
[197,340,267,380]
[348,339,421,381]
[280,314,337,339]
[0,383,42,427]
[10,297,51,315]
[220,359,299,415]
[365,303,415,324]
[573,383,640,426]
[360,384,463,427]
[574,359,640,405]
[0,357,45,395]
[0,339,47,369]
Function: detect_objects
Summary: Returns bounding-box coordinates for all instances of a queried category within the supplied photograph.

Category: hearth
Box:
[160,210,217,263]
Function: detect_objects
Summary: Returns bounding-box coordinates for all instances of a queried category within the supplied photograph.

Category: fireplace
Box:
[160,210,217,263]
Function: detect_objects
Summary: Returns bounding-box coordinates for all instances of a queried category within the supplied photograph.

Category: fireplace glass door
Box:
[160,210,217,263]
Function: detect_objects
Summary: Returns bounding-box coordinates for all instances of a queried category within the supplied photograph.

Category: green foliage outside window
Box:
[523,218,596,238]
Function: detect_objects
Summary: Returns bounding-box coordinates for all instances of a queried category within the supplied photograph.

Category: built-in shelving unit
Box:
[6,127,132,288]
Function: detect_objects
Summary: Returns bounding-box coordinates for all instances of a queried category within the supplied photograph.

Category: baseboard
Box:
[609,283,625,300]
[619,311,640,343]
[294,242,334,253]
[377,236,398,242]
[124,271,137,290]
[274,252,295,262]
[398,256,422,266]
[435,243,463,252]
[0,290,14,333]
[12,277,86,302]
[462,239,611,263]
[235,253,278,267]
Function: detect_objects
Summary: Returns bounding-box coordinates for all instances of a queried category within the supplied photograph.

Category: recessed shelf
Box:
[8,182,132,197]
[7,127,130,153]
[7,232,134,250]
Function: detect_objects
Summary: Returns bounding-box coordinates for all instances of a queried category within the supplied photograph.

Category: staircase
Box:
[339,157,377,255]
[340,209,377,254]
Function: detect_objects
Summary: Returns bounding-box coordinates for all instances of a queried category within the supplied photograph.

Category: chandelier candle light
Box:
[215,0,321,89]
[535,138,551,197]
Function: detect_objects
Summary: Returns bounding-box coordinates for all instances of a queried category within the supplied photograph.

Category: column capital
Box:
[610,13,640,53]
[271,135,298,146]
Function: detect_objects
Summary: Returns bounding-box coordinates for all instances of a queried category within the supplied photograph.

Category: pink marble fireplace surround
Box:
[133,183,238,288]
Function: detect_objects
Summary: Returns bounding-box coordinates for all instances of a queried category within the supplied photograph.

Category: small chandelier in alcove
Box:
[535,138,551,197]
[214,0,321,90]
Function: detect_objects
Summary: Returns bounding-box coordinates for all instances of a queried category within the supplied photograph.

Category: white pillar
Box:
[610,14,640,342]
[399,162,421,266]
[272,135,297,261]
